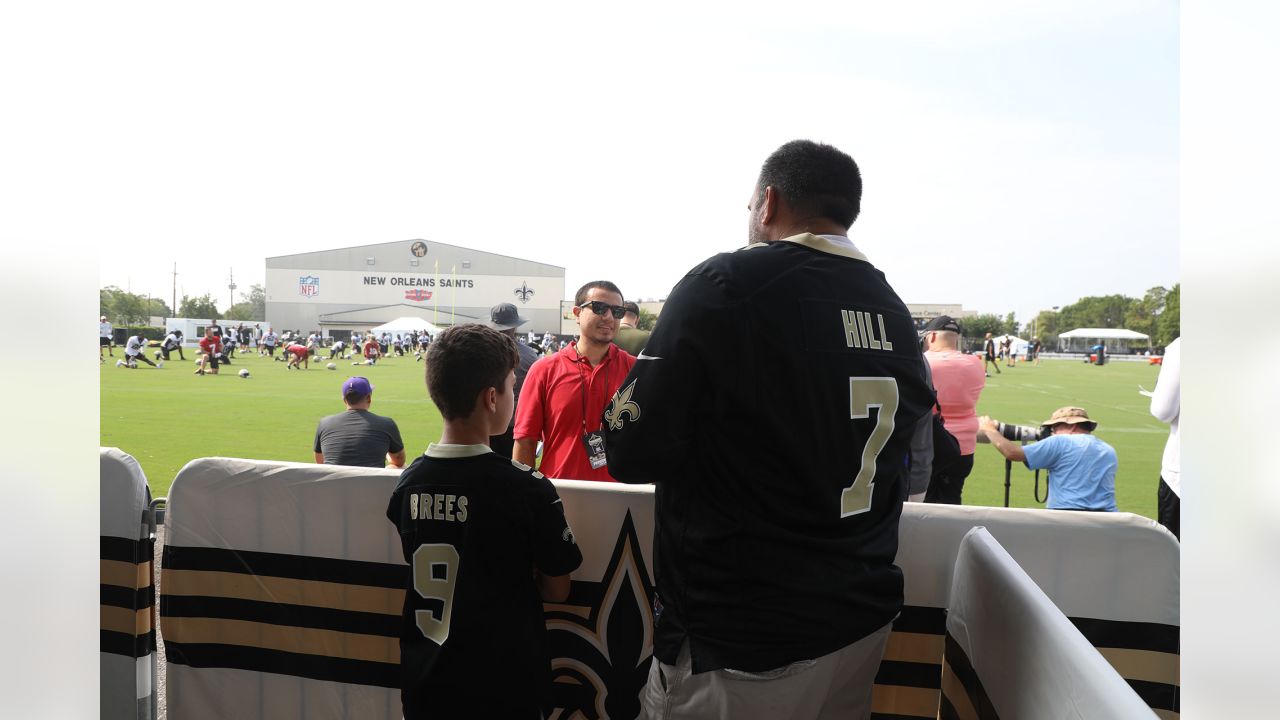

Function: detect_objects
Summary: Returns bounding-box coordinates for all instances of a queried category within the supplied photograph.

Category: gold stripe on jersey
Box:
[1154,709,1180,720]
[871,684,941,717]
[939,657,981,720]
[163,616,399,664]
[101,605,152,635]
[101,559,151,589]
[1095,647,1180,686]
[881,630,945,665]
[162,569,404,615]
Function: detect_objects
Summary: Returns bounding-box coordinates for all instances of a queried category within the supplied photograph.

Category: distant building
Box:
[906,303,978,332]
[265,239,565,337]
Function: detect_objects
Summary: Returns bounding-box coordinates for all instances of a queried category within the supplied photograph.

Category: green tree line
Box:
[955,284,1179,350]
[100,284,267,325]
[1016,284,1179,349]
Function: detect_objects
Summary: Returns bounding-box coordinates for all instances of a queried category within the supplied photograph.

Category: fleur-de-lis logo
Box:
[514,282,535,304]
[545,511,655,720]
[604,380,640,431]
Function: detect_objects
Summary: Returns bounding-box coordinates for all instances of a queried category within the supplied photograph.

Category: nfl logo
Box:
[298,276,320,298]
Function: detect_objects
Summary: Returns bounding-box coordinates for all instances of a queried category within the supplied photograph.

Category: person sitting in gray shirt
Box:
[314,376,407,469]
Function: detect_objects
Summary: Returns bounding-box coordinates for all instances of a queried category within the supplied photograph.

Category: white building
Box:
[265,239,565,337]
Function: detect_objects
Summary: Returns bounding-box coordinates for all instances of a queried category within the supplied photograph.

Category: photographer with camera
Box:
[979,406,1117,512]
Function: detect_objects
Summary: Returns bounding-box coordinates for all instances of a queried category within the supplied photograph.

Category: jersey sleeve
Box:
[529,474,582,578]
[313,423,324,454]
[513,357,549,441]
[1022,434,1063,471]
[603,271,724,483]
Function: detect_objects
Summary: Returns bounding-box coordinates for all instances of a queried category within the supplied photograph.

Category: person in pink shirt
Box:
[920,316,987,504]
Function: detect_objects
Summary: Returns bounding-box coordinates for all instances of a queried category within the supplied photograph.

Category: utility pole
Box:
[228,268,237,314]
[171,262,178,318]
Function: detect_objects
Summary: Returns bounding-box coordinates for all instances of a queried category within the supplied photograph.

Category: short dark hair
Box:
[425,324,518,421]
[755,140,862,228]
[574,280,623,307]
[622,301,640,317]
[344,390,370,406]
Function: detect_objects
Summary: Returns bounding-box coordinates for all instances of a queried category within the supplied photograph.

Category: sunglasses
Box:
[578,300,626,319]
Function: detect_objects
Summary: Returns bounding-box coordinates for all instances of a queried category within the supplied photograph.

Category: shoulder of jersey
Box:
[503,457,552,483]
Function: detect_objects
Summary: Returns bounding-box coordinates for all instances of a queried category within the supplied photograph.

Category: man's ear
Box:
[483,386,498,413]
[759,185,779,226]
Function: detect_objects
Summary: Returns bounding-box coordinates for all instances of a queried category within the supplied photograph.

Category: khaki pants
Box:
[639,622,892,720]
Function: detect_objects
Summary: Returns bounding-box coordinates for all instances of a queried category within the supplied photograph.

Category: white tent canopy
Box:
[368,317,444,337]
[1057,328,1150,353]
[1057,328,1150,340]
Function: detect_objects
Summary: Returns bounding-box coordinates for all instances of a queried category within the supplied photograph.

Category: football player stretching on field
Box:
[387,324,582,719]
[606,140,933,720]
[284,342,310,370]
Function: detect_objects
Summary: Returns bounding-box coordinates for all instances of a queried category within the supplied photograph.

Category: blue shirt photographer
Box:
[1023,434,1118,511]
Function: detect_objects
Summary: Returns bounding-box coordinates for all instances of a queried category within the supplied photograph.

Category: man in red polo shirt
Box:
[513,281,637,481]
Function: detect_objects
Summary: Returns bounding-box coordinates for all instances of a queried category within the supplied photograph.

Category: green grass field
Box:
[100,350,1167,519]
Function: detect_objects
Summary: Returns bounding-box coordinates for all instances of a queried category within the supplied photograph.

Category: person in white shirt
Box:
[327,338,347,360]
[100,315,114,361]
[160,330,185,361]
[119,333,159,368]
[262,330,279,358]
[1150,337,1180,539]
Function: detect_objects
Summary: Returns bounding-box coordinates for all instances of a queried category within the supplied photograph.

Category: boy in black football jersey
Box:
[387,323,582,719]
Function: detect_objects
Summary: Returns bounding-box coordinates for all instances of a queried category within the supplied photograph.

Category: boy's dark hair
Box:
[425,324,519,420]
[755,139,863,228]
[574,280,623,307]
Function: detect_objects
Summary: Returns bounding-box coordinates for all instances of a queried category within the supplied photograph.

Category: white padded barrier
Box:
[874,503,1179,719]
[159,459,657,720]
[157,458,1177,719]
[940,527,1155,719]
[100,447,158,720]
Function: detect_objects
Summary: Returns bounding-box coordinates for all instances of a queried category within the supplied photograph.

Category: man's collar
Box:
[741,233,868,262]
[425,443,492,459]
[563,341,619,364]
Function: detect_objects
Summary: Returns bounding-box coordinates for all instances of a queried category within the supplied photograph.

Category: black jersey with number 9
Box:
[387,446,582,718]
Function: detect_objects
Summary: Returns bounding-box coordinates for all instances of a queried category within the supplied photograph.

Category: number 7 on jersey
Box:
[841,377,899,517]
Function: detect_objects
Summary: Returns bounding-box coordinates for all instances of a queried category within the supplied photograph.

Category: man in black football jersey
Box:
[387,323,582,719]
[604,140,933,719]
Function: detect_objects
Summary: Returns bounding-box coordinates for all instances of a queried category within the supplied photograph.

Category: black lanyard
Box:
[577,349,612,434]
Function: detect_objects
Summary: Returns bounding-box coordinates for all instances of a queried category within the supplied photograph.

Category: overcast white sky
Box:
[81,1,1177,325]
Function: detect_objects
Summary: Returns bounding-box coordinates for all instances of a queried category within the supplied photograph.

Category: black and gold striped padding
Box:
[101,536,157,659]
[940,632,997,720]
[872,606,1180,720]
[1071,617,1179,720]
[872,605,947,719]
[160,545,408,688]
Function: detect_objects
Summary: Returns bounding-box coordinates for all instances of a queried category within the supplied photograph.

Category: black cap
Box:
[922,315,962,334]
[488,303,528,330]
